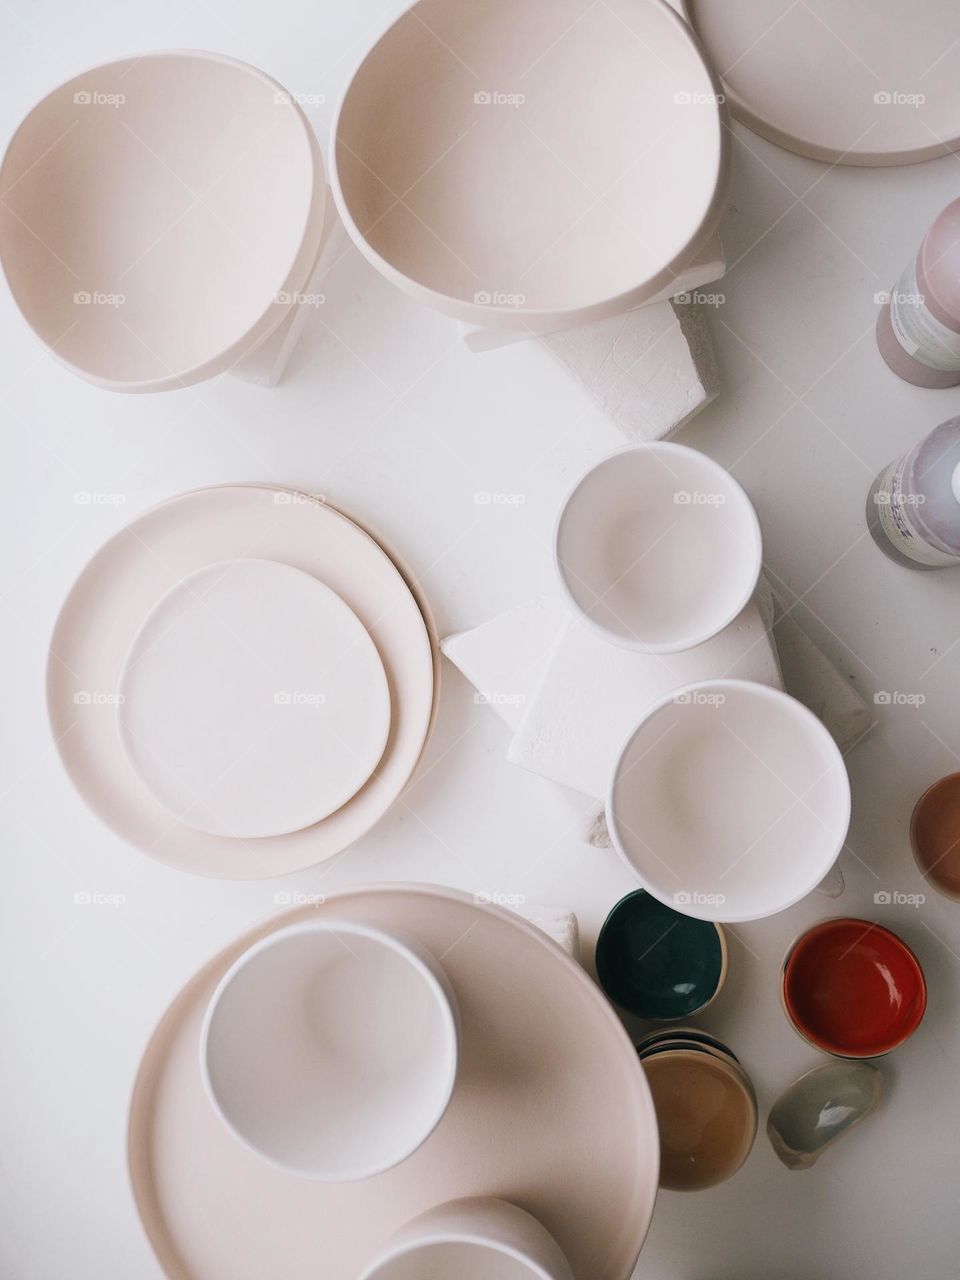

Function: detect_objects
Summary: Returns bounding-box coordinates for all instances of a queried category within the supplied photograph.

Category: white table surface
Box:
[2,3,960,1277]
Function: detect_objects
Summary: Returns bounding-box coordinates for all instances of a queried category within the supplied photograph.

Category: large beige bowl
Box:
[0,51,325,391]
[332,0,728,329]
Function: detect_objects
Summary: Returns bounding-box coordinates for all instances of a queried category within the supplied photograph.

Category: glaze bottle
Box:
[867,415,960,568]
[877,199,960,388]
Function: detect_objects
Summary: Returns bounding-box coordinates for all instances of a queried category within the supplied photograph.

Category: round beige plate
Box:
[128,884,659,1280]
[684,0,960,166]
[47,486,434,878]
[118,559,392,839]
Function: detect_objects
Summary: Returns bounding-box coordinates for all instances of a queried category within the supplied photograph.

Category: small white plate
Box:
[117,559,391,839]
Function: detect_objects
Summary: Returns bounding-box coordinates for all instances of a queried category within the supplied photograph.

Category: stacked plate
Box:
[46,484,440,878]
[637,1028,757,1192]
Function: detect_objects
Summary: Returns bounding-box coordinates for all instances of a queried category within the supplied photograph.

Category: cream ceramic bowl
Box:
[331,0,728,330]
[555,443,762,653]
[358,1198,575,1280]
[201,920,459,1181]
[0,51,325,391]
[607,679,851,922]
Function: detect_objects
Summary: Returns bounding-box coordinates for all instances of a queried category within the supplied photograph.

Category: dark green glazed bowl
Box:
[596,890,727,1020]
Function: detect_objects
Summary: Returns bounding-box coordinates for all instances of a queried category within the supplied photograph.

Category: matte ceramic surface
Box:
[767,1060,882,1171]
[596,890,727,1020]
[47,486,435,878]
[555,444,762,653]
[201,920,458,1180]
[118,559,391,838]
[782,918,927,1058]
[358,1197,574,1280]
[642,1048,757,1191]
[607,679,851,922]
[0,52,325,390]
[128,885,660,1280]
[332,0,728,330]
[684,0,960,167]
[911,772,960,900]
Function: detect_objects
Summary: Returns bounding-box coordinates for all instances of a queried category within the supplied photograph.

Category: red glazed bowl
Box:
[781,917,926,1058]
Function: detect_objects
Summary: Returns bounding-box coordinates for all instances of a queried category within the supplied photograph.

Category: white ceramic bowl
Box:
[201,920,459,1180]
[331,0,728,330]
[0,51,325,391]
[358,1197,575,1280]
[606,679,851,922]
[555,443,762,653]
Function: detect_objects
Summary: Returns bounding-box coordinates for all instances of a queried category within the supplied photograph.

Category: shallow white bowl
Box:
[555,443,762,653]
[606,679,851,922]
[201,920,459,1181]
[358,1197,575,1280]
[0,51,325,391]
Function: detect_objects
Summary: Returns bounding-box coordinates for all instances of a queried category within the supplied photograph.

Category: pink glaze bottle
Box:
[867,416,960,569]
[877,199,960,388]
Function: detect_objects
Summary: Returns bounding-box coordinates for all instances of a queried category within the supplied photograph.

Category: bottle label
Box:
[888,257,960,372]
[874,457,958,566]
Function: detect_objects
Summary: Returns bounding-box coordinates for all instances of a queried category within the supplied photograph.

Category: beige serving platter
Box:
[128,884,660,1280]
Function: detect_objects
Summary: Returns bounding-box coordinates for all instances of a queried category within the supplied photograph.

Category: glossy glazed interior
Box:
[911,772,960,899]
[597,890,725,1019]
[642,1049,757,1191]
[782,918,927,1057]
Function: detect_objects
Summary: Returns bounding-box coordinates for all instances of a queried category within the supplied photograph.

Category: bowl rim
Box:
[910,770,960,900]
[552,442,763,654]
[0,48,326,392]
[199,917,460,1180]
[605,678,852,922]
[595,888,728,1019]
[328,0,731,329]
[779,915,928,1058]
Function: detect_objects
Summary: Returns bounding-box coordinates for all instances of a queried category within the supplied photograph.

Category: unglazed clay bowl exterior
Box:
[554,444,762,653]
[607,680,851,922]
[0,51,325,391]
[201,920,459,1180]
[358,1197,575,1280]
[641,1048,757,1191]
[331,0,729,331]
[911,772,960,900]
[781,918,926,1058]
[596,890,727,1020]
